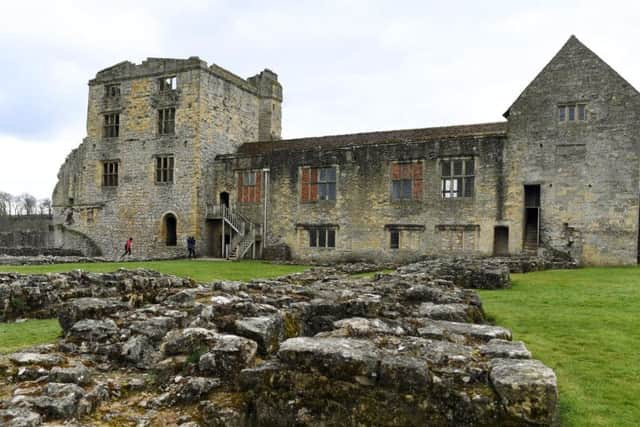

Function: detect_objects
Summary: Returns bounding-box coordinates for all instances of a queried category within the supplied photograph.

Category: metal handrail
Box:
[206,202,258,259]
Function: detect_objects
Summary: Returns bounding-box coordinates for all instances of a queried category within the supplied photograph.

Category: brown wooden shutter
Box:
[238,173,243,202]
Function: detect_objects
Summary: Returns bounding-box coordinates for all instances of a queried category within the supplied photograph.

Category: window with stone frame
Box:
[102,161,119,187]
[391,162,423,201]
[238,170,262,203]
[155,156,174,183]
[309,227,336,249]
[159,76,177,93]
[103,113,120,138]
[105,84,121,98]
[389,229,400,249]
[158,108,176,135]
[441,158,474,198]
[558,103,587,122]
[301,166,337,202]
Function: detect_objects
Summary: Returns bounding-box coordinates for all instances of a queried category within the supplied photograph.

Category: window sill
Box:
[390,199,422,203]
[155,182,174,186]
[300,200,337,204]
[441,196,474,201]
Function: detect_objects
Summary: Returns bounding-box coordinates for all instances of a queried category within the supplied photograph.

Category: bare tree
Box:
[12,194,21,215]
[18,193,37,215]
[39,198,52,216]
[0,192,12,216]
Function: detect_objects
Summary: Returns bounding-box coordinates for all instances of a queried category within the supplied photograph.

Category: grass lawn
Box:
[0,319,62,354]
[479,267,640,427]
[0,259,308,282]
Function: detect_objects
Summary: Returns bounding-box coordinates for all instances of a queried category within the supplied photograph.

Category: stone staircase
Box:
[523,223,538,255]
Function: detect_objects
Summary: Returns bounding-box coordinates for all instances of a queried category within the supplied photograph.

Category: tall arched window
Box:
[164,213,177,246]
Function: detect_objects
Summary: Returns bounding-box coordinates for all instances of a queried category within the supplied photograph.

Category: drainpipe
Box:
[263,168,270,247]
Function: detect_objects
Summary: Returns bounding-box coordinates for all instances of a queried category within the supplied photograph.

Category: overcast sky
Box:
[2,0,640,199]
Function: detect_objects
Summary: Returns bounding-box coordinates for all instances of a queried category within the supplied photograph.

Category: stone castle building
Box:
[52,36,640,265]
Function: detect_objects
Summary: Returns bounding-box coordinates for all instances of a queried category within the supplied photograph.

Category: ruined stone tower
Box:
[52,57,282,258]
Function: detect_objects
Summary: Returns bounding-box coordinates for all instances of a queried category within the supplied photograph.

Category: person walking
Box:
[120,237,133,259]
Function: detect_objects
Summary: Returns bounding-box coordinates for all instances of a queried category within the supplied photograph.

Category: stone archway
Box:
[162,213,177,246]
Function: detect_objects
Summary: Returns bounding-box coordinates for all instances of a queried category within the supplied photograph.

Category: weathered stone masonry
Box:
[53,36,640,265]
[53,58,281,259]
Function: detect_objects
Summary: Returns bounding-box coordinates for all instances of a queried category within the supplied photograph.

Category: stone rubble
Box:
[0,261,559,426]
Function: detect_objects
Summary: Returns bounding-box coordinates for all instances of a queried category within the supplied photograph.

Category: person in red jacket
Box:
[120,237,133,259]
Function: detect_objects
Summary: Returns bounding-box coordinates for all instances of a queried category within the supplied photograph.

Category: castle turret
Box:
[248,69,283,141]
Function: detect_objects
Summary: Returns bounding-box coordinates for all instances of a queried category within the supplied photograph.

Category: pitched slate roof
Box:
[237,122,507,155]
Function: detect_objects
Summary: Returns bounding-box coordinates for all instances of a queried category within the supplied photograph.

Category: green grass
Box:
[0,259,308,282]
[0,319,62,354]
[479,267,640,427]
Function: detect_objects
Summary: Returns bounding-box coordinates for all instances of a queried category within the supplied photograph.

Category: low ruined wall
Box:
[0,255,109,266]
[0,264,558,426]
[0,269,194,321]
[261,243,291,261]
[0,248,82,257]
[0,215,54,251]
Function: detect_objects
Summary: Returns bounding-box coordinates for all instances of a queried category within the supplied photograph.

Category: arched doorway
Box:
[164,213,177,246]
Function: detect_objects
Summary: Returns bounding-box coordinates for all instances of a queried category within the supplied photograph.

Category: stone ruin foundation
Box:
[0,261,558,426]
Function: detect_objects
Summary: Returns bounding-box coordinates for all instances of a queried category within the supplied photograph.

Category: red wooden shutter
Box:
[309,168,318,201]
[412,162,423,200]
[255,172,262,202]
[301,168,310,202]
[391,163,401,180]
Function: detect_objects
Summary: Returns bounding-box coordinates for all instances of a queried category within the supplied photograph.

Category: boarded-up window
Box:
[238,170,262,203]
[391,162,423,201]
[441,158,474,198]
[102,161,119,187]
[301,167,336,201]
[436,224,480,252]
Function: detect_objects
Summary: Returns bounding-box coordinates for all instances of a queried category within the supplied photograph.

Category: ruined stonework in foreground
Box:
[47,36,640,266]
[0,263,557,426]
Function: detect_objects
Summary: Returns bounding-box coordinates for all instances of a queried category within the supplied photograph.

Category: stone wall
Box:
[214,130,506,263]
[52,58,282,259]
[504,36,640,265]
[0,215,54,251]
